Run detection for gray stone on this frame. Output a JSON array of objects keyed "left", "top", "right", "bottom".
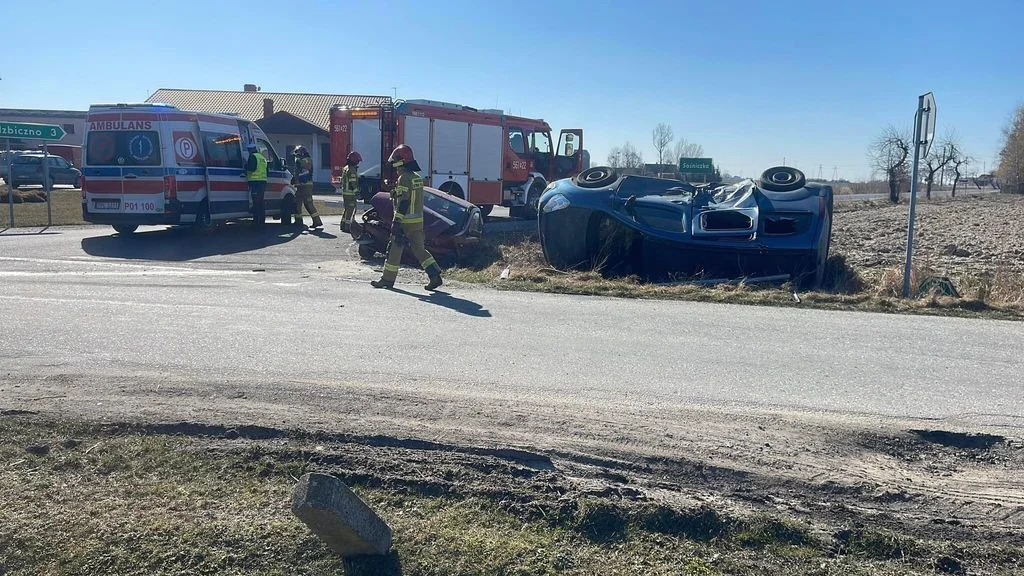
[{"left": 291, "top": 473, "right": 392, "bottom": 557}]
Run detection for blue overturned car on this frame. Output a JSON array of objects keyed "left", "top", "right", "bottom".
[{"left": 537, "top": 166, "right": 834, "bottom": 287}]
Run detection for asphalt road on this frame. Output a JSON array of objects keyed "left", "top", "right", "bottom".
[{"left": 1, "top": 219, "right": 1021, "bottom": 431}]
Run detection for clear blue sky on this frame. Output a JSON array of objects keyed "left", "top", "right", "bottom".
[{"left": 3, "top": 0, "right": 1021, "bottom": 180}]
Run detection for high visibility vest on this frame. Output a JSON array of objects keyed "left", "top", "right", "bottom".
[
  {"left": 392, "top": 170, "right": 425, "bottom": 226},
  {"left": 341, "top": 164, "right": 359, "bottom": 196},
  {"left": 247, "top": 152, "right": 268, "bottom": 182}
]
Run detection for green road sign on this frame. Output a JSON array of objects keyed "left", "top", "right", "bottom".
[
  {"left": 679, "top": 157, "right": 715, "bottom": 174},
  {"left": 0, "top": 121, "right": 66, "bottom": 141}
]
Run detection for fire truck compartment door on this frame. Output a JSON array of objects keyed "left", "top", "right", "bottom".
[
  {"left": 431, "top": 120, "right": 468, "bottom": 184},
  {"left": 352, "top": 119, "right": 382, "bottom": 178},
  {"left": 404, "top": 115, "right": 431, "bottom": 180},
  {"left": 469, "top": 123, "right": 502, "bottom": 181}
]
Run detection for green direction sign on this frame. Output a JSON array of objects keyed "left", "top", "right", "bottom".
[
  {"left": 0, "top": 121, "right": 66, "bottom": 141},
  {"left": 679, "top": 157, "right": 715, "bottom": 174}
]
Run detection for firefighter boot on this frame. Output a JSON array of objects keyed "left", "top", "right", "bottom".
[
  {"left": 425, "top": 264, "right": 443, "bottom": 291},
  {"left": 371, "top": 278, "right": 394, "bottom": 289}
]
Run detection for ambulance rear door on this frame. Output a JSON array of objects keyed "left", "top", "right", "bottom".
[
  {"left": 197, "top": 115, "right": 248, "bottom": 219},
  {"left": 162, "top": 111, "right": 206, "bottom": 223}
]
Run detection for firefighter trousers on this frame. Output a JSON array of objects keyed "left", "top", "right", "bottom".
[
  {"left": 294, "top": 183, "right": 321, "bottom": 226},
  {"left": 341, "top": 192, "right": 357, "bottom": 230},
  {"left": 381, "top": 224, "right": 439, "bottom": 283}
]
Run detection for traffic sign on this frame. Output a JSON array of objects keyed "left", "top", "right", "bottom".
[
  {"left": 679, "top": 157, "right": 715, "bottom": 174},
  {"left": 918, "top": 92, "right": 936, "bottom": 157},
  {"left": 0, "top": 121, "right": 66, "bottom": 141}
]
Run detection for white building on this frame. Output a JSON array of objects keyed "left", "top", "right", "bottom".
[{"left": 146, "top": 86, "right": 389, "bottom": 187}]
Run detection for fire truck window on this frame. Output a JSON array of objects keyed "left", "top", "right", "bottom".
[
  {"left": 201, "top": 132, "right": 243, "bottom": 168},
  {"left": 530, "top": 132, "right": 551, "bottom": 154},
  {"left": 508, "top": 129, "right": 526, "bottom": 154}
]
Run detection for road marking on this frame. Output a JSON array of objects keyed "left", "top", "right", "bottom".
[
  {"left": 0, "top": 255, "right": 195, "bottom": 271},
  {"left": 0, "top": 294, "right": 224, "bottom": 309},
  {"left": 0, "top": 269, "right": 254, "bottom": 277}
]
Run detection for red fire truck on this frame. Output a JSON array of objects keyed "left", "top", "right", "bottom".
[{"left": 330, "top": 99, "right": 585, "bottom": 217}]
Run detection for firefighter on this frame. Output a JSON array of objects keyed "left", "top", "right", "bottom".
[
  {"left": 245, "top": 144, "right": 268, "bottom": 226},
  {"left": 371, "top": 145, "right": 443, "bottom": 290},
  {"left": 340, "top": 151, "right": 362, "bottom": 233},
  {"left": 292, "top": 145, "right": 322, "bottom": 229}
]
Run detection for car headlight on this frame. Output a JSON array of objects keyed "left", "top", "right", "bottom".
[
  {"left": 542, "top": 193, "right": 570, "bottom": 214},
  {"left": 468, "top": 210, "right": 483, "bottom": 233}
]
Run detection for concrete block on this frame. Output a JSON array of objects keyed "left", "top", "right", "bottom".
[{"left": 291, "top": 472, "right": 392, "bottom": 557}]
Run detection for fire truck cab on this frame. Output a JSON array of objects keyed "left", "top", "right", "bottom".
[{"left": 330, "top": 99, "right": 584, "bottom": 217}]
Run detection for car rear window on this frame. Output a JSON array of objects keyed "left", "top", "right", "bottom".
[
  {"left": 86, "top": 130, "right": 161, "bottom": 166},
  {"left": 13, "top": 155, "right": 42, "bottom": 165}
]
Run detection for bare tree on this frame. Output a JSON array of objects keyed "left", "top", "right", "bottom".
[
  {"left": 621, "top": 142, "right": 643, "bottom": 170},
  {"left": 997, "top": 104, "right": 1024, "bottom": 194},
  {"left": 672, "top": 138, "right": 704, "bottom": 161},
  {"left": 868, "top": 126, "right": 911, "bottom": 203},
  {"left": 606, "top": 147, "right": 623, "bottom": 168},
  {"left": 652, "top": 123, "right": 674, "bottom": 166},
  {"left": 923, "top": 138, "right": 956, "bottom": 199},
  {"left": 949, "top": 147, "right": 971, "bottom": 198}
]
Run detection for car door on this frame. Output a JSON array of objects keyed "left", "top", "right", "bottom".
[
  {"left": 198, "top": 119, "right": 247, "bottom": 218},
  {"left": 255, "top": 137, "right": 288, "bottom": 215},
  {"left": 553, "top": 129, "right": 584, "bottom": 180},
  {"left": 48, "top": 157, "right": 72, "bottom": 184}
]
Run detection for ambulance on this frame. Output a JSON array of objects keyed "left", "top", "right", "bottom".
[{"left": 81, "top": 103, "right": 295, "bottom": 235}]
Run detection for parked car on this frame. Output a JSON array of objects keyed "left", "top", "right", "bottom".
[
  {"left": 9, "top": 153, "right": 82, "bottom": 189},
  {"left": 351, "top": 187, "right": 484, "bottom": 260},
  {"left": 538, "top": 166, "right": 834, "bottom": 287}
]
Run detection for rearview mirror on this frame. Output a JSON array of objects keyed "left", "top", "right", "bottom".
[{"left": 564, "top": 144, "right": 574, "bottom": 156}]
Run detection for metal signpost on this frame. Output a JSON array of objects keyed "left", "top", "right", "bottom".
[
  {"left": 1, "top": 121, "right": 67, "bottom": 228},
  {"left": 902, "top": 92, "right": 937, "bottom": 298}
]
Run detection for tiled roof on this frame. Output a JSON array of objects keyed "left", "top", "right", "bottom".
[{"left": 145, "top": 89, "right": 390, "bottom": 131}]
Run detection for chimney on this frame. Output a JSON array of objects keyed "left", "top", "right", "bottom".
[
  {"left": 263, "top": 98, "right": 274, "bottom": 119},
  {"left": 243, "top": 84, "right": 260, "bottom": 92}
]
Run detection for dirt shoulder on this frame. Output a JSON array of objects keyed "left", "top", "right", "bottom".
[{"left": 3, "top": 373, "right": 1022, "bottom": 575}]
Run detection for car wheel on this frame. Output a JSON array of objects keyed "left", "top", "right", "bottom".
[
  {"left": 358, "top": 244, "right": 377, "bottom": 260},
  {"left": 759, "top": 166, "right": 806, "bottom": 192},
  {"left": 438, "top": 181, "right": 464, "bottom": 199},
  {"left": 478, "top": 204, "right": 494, "bottom": 217},
  {"left": 522, "top": 181, "right": 543, "bottom": 219},
  {"left": 573, "top": 166, "right": 619, "bottom": 189},
  {"left": 113, "top": 224, "right": 138, "bottom": 236},
  {"left": 193, "top": 200, "right": 214, "bottom": 233},
  {"left": 279, "top": 194, "right": 295, "bottom": 226},
  {"left": 74, "top": 175, "right": 81, "bottom": 189}
]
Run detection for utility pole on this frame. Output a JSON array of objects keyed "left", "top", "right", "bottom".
[
  {"left": 832, "top": 166, "right": 838, "bottom": 181},
  {"left": 817, "top": 164, "right": 823, "bottom": 179}
]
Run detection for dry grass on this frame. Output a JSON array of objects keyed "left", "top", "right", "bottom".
[
  {"left": 0, "top": 187, "right": 85, "bottom": 227},
  {"left": 445, "top": 231, "right": 1024, "bottom": 320}
]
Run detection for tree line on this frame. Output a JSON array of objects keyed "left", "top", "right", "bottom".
[{"left": 606, "top": 123, "right": 705, "bottom": 171}]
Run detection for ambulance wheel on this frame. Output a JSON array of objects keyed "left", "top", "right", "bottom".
[
  {"left": 280, "top": 195, "right": 295, "bottom": 226},
  {"left": 113, "top": 224, "right": 138, "bottom": 236},
  {"left": 358, "top": 244, "right": 377, "bottom": 260},
  {"left": 193, "top": 200, "right": 214, "bottom": 233}
]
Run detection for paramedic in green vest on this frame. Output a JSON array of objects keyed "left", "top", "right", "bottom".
[
  {"left": 339, "top": 150, "right": 361, "bottom": 233},
  {"left": 245, "top": 144, "right": 268, "bottom": 226},
  {"left": 371, "top": 144, "right": 443, "bottom": 290},
  {"left": 292, "top": 145, "right": 322, "bottom": 229}
]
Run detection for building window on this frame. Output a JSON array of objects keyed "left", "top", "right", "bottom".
[
  {"left": 320, "top": 143, "right": 331, "bottom": 169},
  {"left": 63, "top": 123, "right": 76, "bottom": 135}
]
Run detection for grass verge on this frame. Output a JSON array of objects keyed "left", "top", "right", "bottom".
[
  {"left": 2, "top": 415, "right": 1017, "bottom": 575},
  {"left": 445, "top": 231, "right": 1024, "bottom": 320}
]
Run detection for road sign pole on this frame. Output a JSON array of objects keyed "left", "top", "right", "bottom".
[
  {"left": 903, "top": 95, "right": 927, "bottom": 298},
  {"left": 5, "top": 139, "right": 12, "bottom": 228},
  {"left": 43, "top": 143, "right": 52, "bottom": 227}
]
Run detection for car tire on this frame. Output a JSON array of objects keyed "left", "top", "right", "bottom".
[
  {"left": 113, "top": 224, "right": 138, "bottom": 236},
  {"left": 193, "top": 200, "right": 214, "bottom": 234},
  {"left": 522, "top": 181, "right": 544, "bottom": 220},
  {"left": 279, "top": 194, "right": 295, "bottom": 226},
  {"left": 478, "top": 204, "right": 494, "bottom": 217},
  {"left": 760, "top": 166, "right": 806, "bottom": 192},
  {"left": 573, "top": 166, "right": 618, "bottom": 189},
  {"left": 358, "top": 244, "right": 377, "bottom": 260},
  {"left": 74, "top": 175, "right": 82, "bottom": 189}
]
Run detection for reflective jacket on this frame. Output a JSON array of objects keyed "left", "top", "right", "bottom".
[
  {"left": 341, "top": 164, "right": 359, "bottom": 196},
  {"left": 296, "top": 156, "right": 313, "bottom": 184},
  {"left": 391, "top": 170, "right": 424, "bottom": 227},
  {"left": 246, "top": 151, "right": 267, "bottom": 181}
]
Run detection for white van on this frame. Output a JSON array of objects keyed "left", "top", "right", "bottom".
[{"left": 82, "top": 103, "right": 295, "bottom": 235}]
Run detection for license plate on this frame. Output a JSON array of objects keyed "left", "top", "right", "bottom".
[{"left": 93, "top": 199, "right": 120, "bottom": 210}]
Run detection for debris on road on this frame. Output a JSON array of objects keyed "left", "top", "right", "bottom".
[
  {"left": 24, "top": 443, "right": 50, "bottom": 456},
  {"left": 291, "top": 472, "right": 393, "bottom": 557}
]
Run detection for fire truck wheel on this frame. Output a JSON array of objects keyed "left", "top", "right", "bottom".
[
  {"left": 523, "top": 182, "right": 543, "bottom": 219},
  {"left": 478, "top": 204, "right": 493, "bottom": 217},
  {"left": 439, "top": 181, "right": 464, "bottom": 199}
]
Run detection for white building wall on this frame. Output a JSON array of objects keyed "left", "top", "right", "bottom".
[{"left": 264, "top": 133, "right": 332, "bottom": 184}]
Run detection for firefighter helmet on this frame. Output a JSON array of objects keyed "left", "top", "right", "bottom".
[
  {"left": 294, "top": 145, "right": 308, "bottom": 157},
  {"left": 388, "top": 144, "right": 415, "bottom": 168},
  {"left": 347, "top": 151, "right": 362, "bottom": 164}
]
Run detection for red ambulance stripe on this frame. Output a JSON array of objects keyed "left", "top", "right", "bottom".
[
  {"left": 196, "top": 114, "right": 238, "bottom": 126},
  {"left": 210, "top": 182, "right": 250, "bottom": 192},
  {"left": 85, "top": 180, "right": 122, "bottom": 194},
  {"left": 176, "top": 180, "right": 205, "bottom": 193},
  {"left": 87, "top": 113, "right": 120, "bottom": 122},
  {"left": 123, "top": 181, "right": 165, "bottom": 194},
  {"left": 160, "top": 112, "right": 199, "bottom": 123},
  {"left": 120, "top": 113, "right": 160, "bottom": 121}
]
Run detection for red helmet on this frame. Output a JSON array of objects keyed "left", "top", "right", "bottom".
[
  {"left": 347, "top": 151, "right": 362, "bottom": 164},
  {"left": 388, "top": 144, "right": 415, "bottom": 168}
]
